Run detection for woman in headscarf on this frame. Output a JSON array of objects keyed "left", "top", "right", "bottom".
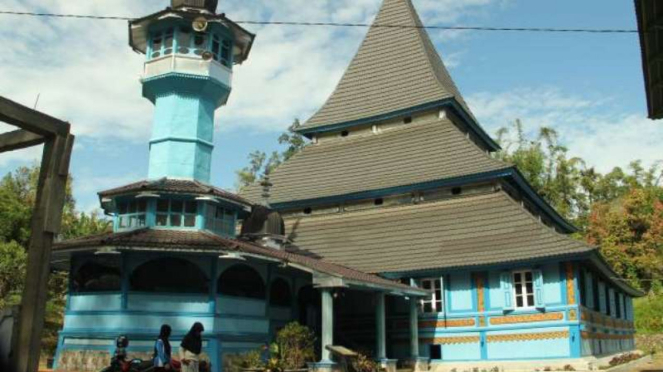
[
  {"left": 153, "top": 324, "right": 172, "bottom": 371},
  {"left": 180, "top": 322, "right": 205, "bottom": 372}
]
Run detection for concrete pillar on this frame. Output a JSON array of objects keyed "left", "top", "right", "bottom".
[
  {"left": 409, "top": 298, "right": 419, "bottom": 358},
  {"left": 321, "top": 288, "right": 334, "bottom": 362},
  {"left": 376, "top": 292, "right": 387, "bottom": 360}
]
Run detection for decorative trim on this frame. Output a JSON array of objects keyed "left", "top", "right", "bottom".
[
  {"left": 581, "top": 332, "right": 634, "bottom": 340},
  {"left": 421, "top": 336, "right": 481, "bottom": 345},
  {"left": 565, "top": 262, "right": 576, "bottom": 305},
  {"left": 475, "top": 273, "right": 485, "bottom": 313},
  {"left": 490, "top": 312, "right": 564, "bottom": 325},
  {"left": 568, "top": 309, "right": 578, "bottom": 321},
  {"left": 486, "top": 330, "right": 569, "bottom": 343},
  {"left": 478, "top": 316, "right": 486, "bottom": 327},
  {"left": 419, "top": 318, "right": 475, "bottom": 328}
]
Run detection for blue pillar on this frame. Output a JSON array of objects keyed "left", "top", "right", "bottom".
[
  {"left": 321, "top": 288, "right": 334, "bottom": 362},
  {"left": 409, "top": 298, "right": 419, "bottom": 358},
  {"left": 376, "top": 292, "right": 387, "bottom": 361},
  {"left": 121, "top": 253, "right": 129, "bottom": 309}
]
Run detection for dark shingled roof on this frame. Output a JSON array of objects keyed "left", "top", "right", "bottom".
[
  {"left": 299, "top": 0, "right": 474, "bottom": 132},
  {"left": 635, "top": 0, "right": 663, "bottom": 120},
  {"left": 242, "top": 117, "right": 509, "bottom": 204},
  {"left": 99, "top": 178, "right": 251, "bottom": 206},
  {"left": 283, "top": 190, "right": 595, "bottom": 274},
  {"left": 52, "top": 229, "right": 424, "bottom": 294}
]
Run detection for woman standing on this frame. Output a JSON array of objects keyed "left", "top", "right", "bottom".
[
  {"left": 153, "top": 324, "right": 172, "bottom": 371},
  {"left": 180, "top": 322, "right": 205, "bottom": 372}
]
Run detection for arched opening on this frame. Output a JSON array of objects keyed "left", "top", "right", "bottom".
[
  {"left": 269, "top": 278, "right": 292, "bottom": 307},
  {"left": 130, "top": 257, "right": 209, "bottom": 293},
  {"left": 218, "top": 264, "right": 265, "bottom": 299},
  {"left": 72, "top": 260, "right": 121, "bottom": 292},
  {"left": 297, "top": 285, "right": 321, "bottom": 334}
]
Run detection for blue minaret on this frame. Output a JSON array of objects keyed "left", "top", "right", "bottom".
[{"left": 129, "top": 0, "right": 255, "bottom": 183}]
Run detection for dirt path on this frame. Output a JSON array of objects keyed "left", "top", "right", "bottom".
[{"left": 628, "top": 354, "right": 663, "bottom": 372}]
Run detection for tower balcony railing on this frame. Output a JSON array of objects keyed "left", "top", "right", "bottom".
[{"left": 142, "top": 54, "right": 232, "bottom": 87}]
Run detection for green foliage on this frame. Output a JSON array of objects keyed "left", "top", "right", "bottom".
[
  {"left": 586, "top": 188, "right": 663, "bottom": 293},
  {"left": 225, "top": 349, "right": 265, "bottom": 372},
  {"left": 274, "top": 322, "right": 316, "bottom": 369},
  {"left": 235, "top": 119, "right": 306, "bottom": 191},
  {"left": 0, "top": 165, "right": 112, "bottom": 359},
  {"left": 351, "top": 353, "right": 381, "bottom": 372},
  {"left": 0, "top": 240, "right": 27, "bottom": 309},
  {"left": 635, "top": 295, "right": 663, "bottom": 334},
  {"left": 495, "top": 120, "right": 663, "bottom": 230}
]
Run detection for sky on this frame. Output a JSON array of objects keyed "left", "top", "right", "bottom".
[{"left": 0, "top": 0, "right": 661, "bottom": 213}]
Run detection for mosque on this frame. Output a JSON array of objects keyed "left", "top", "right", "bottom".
[{"left": 51, "top": 0, "right": 641, "bottom": 371}]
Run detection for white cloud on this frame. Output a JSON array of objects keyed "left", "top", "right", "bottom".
[
  {"left": 468, "top": 87, "right": 663, "bottom": 173},
  {"left": 0, "top": 0, "right": 505, "bottom": 139}
]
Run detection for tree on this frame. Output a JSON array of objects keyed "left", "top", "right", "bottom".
[
  {"left": 585, "top": 187, "right": 663, "bottom": 293},
  {"left": 0, "top": 165, "right": 112, "bottom": 358},
  {"left": 235, "top": 119, "right": 307, "bottom": 191}
]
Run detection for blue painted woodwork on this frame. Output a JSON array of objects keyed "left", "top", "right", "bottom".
[{"left": 140, "top": 18, "right": 235, "bottom": 183}]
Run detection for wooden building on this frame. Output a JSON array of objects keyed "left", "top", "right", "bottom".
[
  {"left": 242, "top": 0, "right": 643, "bottom": 369},
  {"left": 51, "top": 0, "right": 641, "bottom": 371}
]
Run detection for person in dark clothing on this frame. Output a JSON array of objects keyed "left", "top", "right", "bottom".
[
  {"left": 153, "top": 324, "right": 172, "bottom": 371},
  {"left": 180, "top": 322, "right": 205, "bottom": 372}
]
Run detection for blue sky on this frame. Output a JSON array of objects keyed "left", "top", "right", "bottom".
[{"left": 0, "top": 0, "right": 661, "bottom": 213}]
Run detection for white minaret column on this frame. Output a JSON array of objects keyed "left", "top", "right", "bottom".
[{"left": 321, "top": 288, "right": 334, "bottom": 362}]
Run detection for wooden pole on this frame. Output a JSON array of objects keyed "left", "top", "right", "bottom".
[{"left": 13, "top": 133, "right": 74, "bottom": 372}]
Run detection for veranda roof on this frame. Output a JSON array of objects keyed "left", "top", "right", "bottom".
[
  {"left": 51, "top": 228, "right": 427, "bottom": 296},
  {"left": 299, "top": 0, "right": 475, "bottom": 132}
]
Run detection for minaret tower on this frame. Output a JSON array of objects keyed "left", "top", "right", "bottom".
[{"left": 129, "top": 0, "right": 255, "bottom": 182}]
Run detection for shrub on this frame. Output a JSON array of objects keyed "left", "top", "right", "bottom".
[
  {"left": 351, "top": 353, "right": 381, "bottom": 372},
  {"left": 274, "top": 322, "right": 316, "bottom": 370},
  {"left": 636, "top": 334, "right": 663, "bottom": 354},
  {"left": 635, "top": 295, "right": 663, "bottom": 334}
]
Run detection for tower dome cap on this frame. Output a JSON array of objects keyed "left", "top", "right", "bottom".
[{"left": 171, "top": 0, "right": 218, "bottom": 13}]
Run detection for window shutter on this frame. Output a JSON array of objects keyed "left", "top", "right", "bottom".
[
  {"left": 500, "top": 272, "right": 514, "bottom": 311},
  {"left": 533, "top": 269, "right": 545, "bottom": 309},
  {"left": 439, "top": 276, "right": 445, "bottom": 314}
]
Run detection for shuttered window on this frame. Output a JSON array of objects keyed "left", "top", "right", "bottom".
[
  {"left": 420, "top": 278, "right": 443, "bottom": 313},
  {"left": 513, "top": 270, "right": 535, "bottom": 308}
]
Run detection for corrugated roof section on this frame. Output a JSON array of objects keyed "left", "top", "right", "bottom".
[
  {"left": 51, "top": 229, "right": 424, "bottom": 294},
  {"left": 242, "top": 117, "right": 508, "bottom": 204},
  {"left": 299, "top": 0, "right": 474, "bottom": 131},
  {"left": 283, "top": 190, "right": 596, "bottom": 274},
  {"left": 99, "top": 178, "right": 251, "bottom": 206}
]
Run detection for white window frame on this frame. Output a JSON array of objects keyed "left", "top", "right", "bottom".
[
  {"left": 512, "top": 270, "right": 535, "bottom": 309},
  {"left": 420, "top": 278, "right": 444, "bottom": 314}
]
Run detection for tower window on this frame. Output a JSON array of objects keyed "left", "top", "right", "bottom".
[
  {"left": 205, "top": 204, "right": 235, "bottom": 236},
  {"left": 404, "top": 116, "right": 413, "bottom": 124},
  {"left": 340, "top": 130, "right": 349, "bottom": 137},
  {"left": 451, "top": 187, "right": 462, "bottom": 195},
  {"left": 156, "top": 199, "right": 198, "bottom": 228},
  {"left": 303, "top": 207, "right": 312, "bottom": 215},
  {"left": 117, "top": 199, "right": 147, "bottom": 230},
  {"left": 374, "top": 198, "right": 384, "bottom": 206}
]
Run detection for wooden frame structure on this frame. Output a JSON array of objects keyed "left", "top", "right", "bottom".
[
  {"left": 0, "top": 96, "right": 74, "bottom": 372},
  {"left": 635, "top": 0, "right": 663, "bottom": 120}
]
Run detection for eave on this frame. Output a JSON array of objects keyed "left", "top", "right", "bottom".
[
  {"left": 272, "top": 167, "right": 577, "bottom": 234},
  {"left": 295, "top": 98, "right": 501, "bottom": 152}
]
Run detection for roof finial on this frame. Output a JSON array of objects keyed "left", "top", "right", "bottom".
[{"left": 260, "top": 169, "right": 273, "bottom": 207}]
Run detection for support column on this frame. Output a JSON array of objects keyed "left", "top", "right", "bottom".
[
  {"left": 321, "top": 288, "right": 334, "bottom": 362},
  {"left": 376, "top": 292, "right": 387, "bottom": 361},
  {"left": 409, "top": 298, "right": 419, "bottom": 358}
]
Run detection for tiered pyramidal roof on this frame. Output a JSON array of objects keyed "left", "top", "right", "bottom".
[{"left": 299, "top": 0, "right": 474, "bottom": 132}]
